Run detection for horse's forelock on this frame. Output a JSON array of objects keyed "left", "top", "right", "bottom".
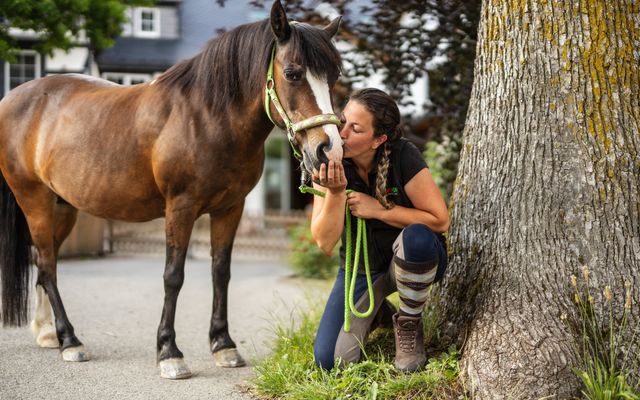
[{"left": 287, "top": 23, "right": 342, "bottom": 81}]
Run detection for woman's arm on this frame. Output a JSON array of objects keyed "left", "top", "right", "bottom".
[
  {"left": 346, "top": 168, "right": 449, "bottom": 232},
  {"left": 309, "top": 161, "right": 348, "bottom": 254}
]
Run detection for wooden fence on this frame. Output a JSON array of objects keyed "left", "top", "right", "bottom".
[{"left": 106, "top": 210, "right": 307, "bottom": 260}]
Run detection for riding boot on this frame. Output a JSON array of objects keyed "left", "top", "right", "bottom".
[{"left": 392, "top": 312, "right": 426, "bottom": 372}]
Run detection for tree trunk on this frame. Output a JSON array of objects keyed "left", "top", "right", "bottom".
[{"left": 439, "top": 0, "right": 640, "bottom": 398}]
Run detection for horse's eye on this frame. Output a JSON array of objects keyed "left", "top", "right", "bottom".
[{"left": 284, "top": 68, "right": 303, "bottom": 82}]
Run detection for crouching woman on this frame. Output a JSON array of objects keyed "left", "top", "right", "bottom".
[{"left": 310, "top": 88, "right": 449, "bottom": 372}]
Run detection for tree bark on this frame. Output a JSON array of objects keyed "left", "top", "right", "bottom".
[{"left": 439, "top": 0, "right": 640, "bottom": 398}]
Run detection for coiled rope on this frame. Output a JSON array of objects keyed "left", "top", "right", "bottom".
[{"left": 299, "top": 184, "right": 374, "bottom": 332}]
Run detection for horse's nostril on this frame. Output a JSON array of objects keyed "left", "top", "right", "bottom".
[{"left": 316, "top": 142, "right": 330, "bottom": 164}]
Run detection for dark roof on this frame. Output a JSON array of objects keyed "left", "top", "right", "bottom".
[
  {"left": 96, "top": 38, "right": 180, "bottom": 72},
  {"left": 97, "top": 0, "right": 268, "bottom": 73}
]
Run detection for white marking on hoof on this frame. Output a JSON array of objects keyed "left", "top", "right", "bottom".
[
  {"left": 31, "top": 320, "right": 59, "bottom": 348},
  {"left": 159, "top": 358, "right": 192, "bottom": 379},
  {"left": 62, "top": 345, "right": 90, "bottom": 362},
  {"left": 214, "top": 348, "right": 246, "bottom": 368}
]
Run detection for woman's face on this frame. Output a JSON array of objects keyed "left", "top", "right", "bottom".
[{"left": 339, "top": 101, "right": 384, "bottom": 159}]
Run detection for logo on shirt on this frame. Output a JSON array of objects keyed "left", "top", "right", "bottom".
[{"left": 386, "top": 187, "right": 399, "bottom": 196}]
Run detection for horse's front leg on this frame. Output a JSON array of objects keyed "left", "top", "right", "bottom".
[
  {"left": 157, "top": 203, "right": 196, "bottom": 379},
  {"left": 209, "top": 203, "right": 246, "bottom": 367}
]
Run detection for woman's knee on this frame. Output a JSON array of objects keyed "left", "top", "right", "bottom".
[{"left": 394, "top": 223, "right": 440, "bottom": 264}]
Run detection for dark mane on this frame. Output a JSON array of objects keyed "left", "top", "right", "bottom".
[
  {"left": 156, "top": 19, "right": 342, "bottom": 113},
  {"left": 288, "top": 22, "right": 342, "bottom": 82}
]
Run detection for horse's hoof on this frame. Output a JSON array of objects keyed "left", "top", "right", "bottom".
[
  {"left": 61, "top": 345, "right": 90, "bottom": 362},
  {"left": 159, "top": 358, "right": 192, "bottom": 379},
  {"left": 31, "top": 321, "right": 59, "bottom": 348},
  {"left": 214, "top": 348, "right": 246, "bottom": 368}
]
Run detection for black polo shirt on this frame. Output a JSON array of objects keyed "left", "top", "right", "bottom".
[{"left": 340, "top": 138, "right": 437, "bottom": 273}]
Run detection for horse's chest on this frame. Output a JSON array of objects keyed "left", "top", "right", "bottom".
[{"left": 201, "top": 152, "right": 264, "bottom": 211}]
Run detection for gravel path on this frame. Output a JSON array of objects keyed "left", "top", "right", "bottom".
[{"left": 0, "top": 255, "right": 318, "bottom": 400}]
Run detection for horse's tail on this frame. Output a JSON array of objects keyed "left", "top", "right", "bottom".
[{"left": 0, "top": 170, "right": 32, "bottom": 327}]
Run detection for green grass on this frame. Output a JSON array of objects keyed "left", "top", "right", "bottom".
[
  {"left": 568, "top": 268, "right": 640, "bottom": 400},
  {"left": 253, "top": 291, "right": 464, "bottom": 400},
  {"left": 256, "top": 269, "right": 640, "bottom": 400}
]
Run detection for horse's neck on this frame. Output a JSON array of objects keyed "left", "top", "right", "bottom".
[
  {"left": 156, "top": 82, "right": 273, "bottom": 152},
  {"left": 223, "top": 97, "right": 274, "bottom": 147}
]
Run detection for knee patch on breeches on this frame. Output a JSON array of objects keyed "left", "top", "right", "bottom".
[{"left": 392, "top": 223, "right": 439, "bottom": 270}]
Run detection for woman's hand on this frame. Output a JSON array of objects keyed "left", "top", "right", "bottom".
[
  {"left": 312, "top": 161, "right": 347, "bottom": 194},
  {"left": 346, "top": 191, "right": 384, "bottom": 219}
]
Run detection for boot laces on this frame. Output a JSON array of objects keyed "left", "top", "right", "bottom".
[{"left": 397, "top": 320, "right": 418, "bottom": 352}]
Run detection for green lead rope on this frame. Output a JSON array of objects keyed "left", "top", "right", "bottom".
[{"left": 299, "top": 184, "right": 375, "bottom": 332}]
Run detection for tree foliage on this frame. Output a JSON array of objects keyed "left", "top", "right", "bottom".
[
  {"left": 0, "top": 0, "right": 152, "bottom": 61},
  {"left": 422, "top": 0, "right": 479, "bottom": 135},
  {"left": 244, "top": 0, "right": 480, "bottom": 199},
  {"left": 246, "top": 0, "right": 478, "bottom": 113}
]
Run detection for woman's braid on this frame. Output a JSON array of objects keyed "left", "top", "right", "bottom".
[{"left": 375, "top": 142, "right": 394, "bottom": 209}]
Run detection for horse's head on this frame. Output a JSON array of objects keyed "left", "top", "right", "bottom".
[{"left": 265, "top": 0, "right": 343, "bottom": 178}]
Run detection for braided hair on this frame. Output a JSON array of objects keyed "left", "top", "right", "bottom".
[{"left": 349, "top": 88, "right": 403, "bottom": 209}]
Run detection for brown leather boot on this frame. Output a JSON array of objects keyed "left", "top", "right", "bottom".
[{"left": 393, "top": 313, "right": 426, "bottom": 372}]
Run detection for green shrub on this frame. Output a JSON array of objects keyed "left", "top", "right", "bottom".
[
  {"left": 288, "top": 221, "right": 339, "bottom": 279},
  {"left": 423, "top": 135, "right": 460, "bottom": 202}
]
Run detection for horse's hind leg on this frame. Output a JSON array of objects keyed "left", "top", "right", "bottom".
[
  {"left": 19, "top": 187, "right": 88, "bottom": 361},
  {"left": 209, "top": 203, "right": 245, "bottom": 367},
  {"left": 30, "top": 201, "right": 78, "bottom": 349}
]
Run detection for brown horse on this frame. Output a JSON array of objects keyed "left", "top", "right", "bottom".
[{"left": 0, "top": 0, "right": 342, "bottom": 379}]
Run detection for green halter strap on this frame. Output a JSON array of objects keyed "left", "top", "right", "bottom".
[{"left": 299, "top": 184, "right": 375, "bottom": 332}]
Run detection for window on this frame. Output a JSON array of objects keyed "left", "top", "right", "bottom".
[
  {"left": 4, "top": 50, "right": 41, "bottom": 94},
  {"left": 133, "top": 7, "right": 160, "bottom": 38},
  {"left": 103, "top": 72, "right": 151, "bottom": 86}
]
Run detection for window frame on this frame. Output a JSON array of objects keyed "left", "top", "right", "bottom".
[
  {"left": 4, "top": 50, "right": 41, "bottom": 95},
  {"left": 133, "top": 7, "right": 161, "bottom": 38}
]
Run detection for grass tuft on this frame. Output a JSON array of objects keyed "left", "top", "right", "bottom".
[
  {"left": 253, "top": 290, "right": 464, "bottom": 400},
  {"left": 567, "top": 268, "right": 640, "bottom": 399}
]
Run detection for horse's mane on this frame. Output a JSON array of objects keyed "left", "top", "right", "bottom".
[{"left": 156, "top": 19, "right": 342, "bottom": 113}]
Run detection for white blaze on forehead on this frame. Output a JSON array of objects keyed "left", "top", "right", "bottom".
[{"left": 305, "top": 71, "right": 343, "bottom": 161}]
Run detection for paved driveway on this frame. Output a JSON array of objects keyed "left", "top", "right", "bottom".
[{"left": 0, "top": 255, "right": 319, "bottom": 400}]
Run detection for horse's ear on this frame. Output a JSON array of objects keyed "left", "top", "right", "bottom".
[
  {"left": 270, "top": 0, "right": 291, "bottom": 42},
  {"left": 323, "top": 16, "right": 341, "bottom": 39}
]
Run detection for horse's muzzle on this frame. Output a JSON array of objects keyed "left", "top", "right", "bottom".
[{"left": 301, "top": 136, "right": 342, "bottom": 175}]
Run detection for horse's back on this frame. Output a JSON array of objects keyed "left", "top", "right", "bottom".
[
  {"left": 0, "top": 74, "right": 125, "bottom": 145},
  {"left": 0, "top": 75, "right": 169, "bottom": 221}
]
